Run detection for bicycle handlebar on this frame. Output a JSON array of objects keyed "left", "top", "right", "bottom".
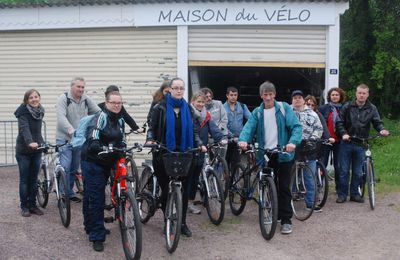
[
  {"left": 350, "top": 135, "right": 382, "bottom": 144},
  {"left": 143, "top": 142, "right": 201, "bottom": 154},
  {"left": 245, "top": 144, "right": 289, "bottom": 156},
  {"left": 37, "top": 141, "right": 68, "bottom": 153},
  {"left": 98, "top": 143, "right": 143, "bottom": 155}
]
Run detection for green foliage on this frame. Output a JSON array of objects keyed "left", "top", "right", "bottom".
[
  {"left": 340, "top": 0, "right": 400, "bottom": 118},
  {"left": 372, "top": 118, "right": 400, "bottom": 192}
]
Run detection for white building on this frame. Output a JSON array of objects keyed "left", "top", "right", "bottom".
[{"left": 0, "top": 0, "right": 348, "bottom": 162}]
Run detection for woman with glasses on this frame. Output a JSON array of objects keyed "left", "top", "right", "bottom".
[
  {"left": 81, "top": 91, "right": 126, "bottom": 252},
  {"left": 305, "top": 95, "right": 333, "bottom": 143},
  {"left": 146, "top": 78, "right": 205, "bottom": 237}
]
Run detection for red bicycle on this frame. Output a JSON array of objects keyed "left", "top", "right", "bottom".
[{"left": 100, "top": 144, "right": 142, "bottom": 260}]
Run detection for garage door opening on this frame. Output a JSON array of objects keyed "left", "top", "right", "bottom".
[{"left": 189, "top": 66, "right": 325, "bottom": 111}]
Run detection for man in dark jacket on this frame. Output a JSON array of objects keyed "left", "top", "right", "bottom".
[{"left": 335, "top": 84, "right": 389, "bottom": 203}]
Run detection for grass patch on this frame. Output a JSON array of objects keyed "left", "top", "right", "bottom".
[{"left": 371, "top": 118, "right": 400, "bottom": 193}]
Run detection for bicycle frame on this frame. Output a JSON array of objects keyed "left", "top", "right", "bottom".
[{"left": 110, "top": 157, "right": 130, "bottom": 206}]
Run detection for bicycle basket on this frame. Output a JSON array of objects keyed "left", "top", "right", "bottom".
[
  {"left": 162, "top": 152, "right": 193, "bottom": 177},
  {"left": 297, "top": 140, "right": 320, "bottom": 159}
]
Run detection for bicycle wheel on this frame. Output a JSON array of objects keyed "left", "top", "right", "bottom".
[
  {"left": 137, "top": 166, "right": 156, "bottom": 223},
  {"left": 366, "top": 158, "right": 376, "bottom": 210},
  {"left": 290, "top": 164, "right": 316, "bottom": 221},
  {"left": 165, "top": 185, "right": 182, "bottom": 253},
  {"left": 126, "top": 157, "right": 139, "bottom": 193},
  {"left": 204, "top": 169, "right": 225, "bottom": 225},
  {"left": 258, "top": 175, "right": 278, "bottom": 240},
  {"left": 315, "top": 161, "right": 329, "bottom": 209},
  {"left": 37, "top": 164, "right": 49, "bottom": 208},
  {"left": 56, "top": 168, "right": 71, "bottom": 228},
  {"left": 229, "top": 164, "right": 248, "bottom": 216},
  {"left": 212, "top": 157, "right": 230, "bottom": 200},
  {"left": 359, "top": 163, "right": 367, "bottom": 198},
  {"left": 118, "top": 188, "right": 142, "bottom": 260}
]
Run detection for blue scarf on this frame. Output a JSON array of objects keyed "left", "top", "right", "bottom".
[
  {"left": 329, "top": 102, "right": 342, "bottom": 125},
  {"left": 166, "top": 93, "right": 194, "bottom": 152}
]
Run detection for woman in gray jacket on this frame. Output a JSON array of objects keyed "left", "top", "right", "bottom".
[{"left": 14, "top": 89, "right": 45, "bottom": 217}]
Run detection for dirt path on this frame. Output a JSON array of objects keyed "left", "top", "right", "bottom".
[{"left": 1, "top": 166, "right": 399, "bottom": 259}]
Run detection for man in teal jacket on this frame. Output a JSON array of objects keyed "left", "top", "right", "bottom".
[{"left": 239, "top": 81, "right": 302, "bottom": 235}]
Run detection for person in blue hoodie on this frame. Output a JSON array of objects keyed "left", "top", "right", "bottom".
[
  {"left": 187, "top": 91, "right": 227, "bottom": 214},
  {"left": 14, "top": 89, "right": 45, "bottom": 217},
  {"left": 238, "top": 81, "right": 302, "bottom": 235}
]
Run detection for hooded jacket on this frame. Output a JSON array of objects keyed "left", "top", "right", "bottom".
[{"left": 239, "top": 101, "right": 302, "bottom": 162}]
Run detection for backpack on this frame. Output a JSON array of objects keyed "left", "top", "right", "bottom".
[
  {"left": 70, "top": 112, "right": 100, "bottom": 148},
  {"left": 65, "top": 92, "right": 88, "bottom": 108}
]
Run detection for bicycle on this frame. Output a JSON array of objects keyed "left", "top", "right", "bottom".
[
  {"left": 209, "top": 142, "right": 230, "bottom": 200},
  {"left": 138, "top": 143, "right": 198, "bottom": 253},
  {"left": 36, "top": 142, "right": 71, "bottom": 228},
  {"left": 73, "top": 170, "right": 84, "bottom": 195},
  {"left": 197, "top": 143, "right": 225, "bottom": 225},
  {"left": 100, "top": 144, "right": 142, "bottom": 260},
  {"left": 290, "top": 139, "right": 325, "bottom": 221},
  {"left": 229, "top": 144, "right": 283, "bottom": 240},
  {"left": 352, "top": 135, "right": 380, "bottom": 210}
]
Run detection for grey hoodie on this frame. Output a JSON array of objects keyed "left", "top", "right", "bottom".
[{"left": 56, "top": 91, "right": 100, "bottom": 141}]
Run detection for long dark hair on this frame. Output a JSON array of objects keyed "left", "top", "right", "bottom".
[{"left": 153, "top": 80, "right": 171, "bottom": 102}]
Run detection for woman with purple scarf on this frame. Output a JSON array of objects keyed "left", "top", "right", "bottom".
[
  {"left": 318, "top": 87, "right": 346, "bottom": 192},
  {"left": 146, "top": 78, "right": 205, "bottom": 237}
]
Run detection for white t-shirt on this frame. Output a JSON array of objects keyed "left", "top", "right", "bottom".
[{"left": 263, "top": 107, "right": 278, "bottom": 149}]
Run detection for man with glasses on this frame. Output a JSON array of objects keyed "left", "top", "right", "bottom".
[{"left": 56, "top": 77, "right": 100, "bottom": 202}]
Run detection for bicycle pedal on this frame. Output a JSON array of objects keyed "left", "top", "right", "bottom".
[{"left": 104, "top": 216, "right": 114, "bottom": 223}]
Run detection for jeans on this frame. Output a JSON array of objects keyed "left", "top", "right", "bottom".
[
  {"left": 81, "top": 160, "right": 109, "bottom": 242},
  {"left": 322, "top": 142, "right": 341, "bottom": 190},
  {"left": 303, "top": 160, "right": 316, "bottom": 208},
  {"left": 57, "top": 139, "right": 81, "bottom": 198},
  {"left": 337, "top": 141, "right": 365, "bottom": 198},
  {"left": 16, "top": 153, "right": 42, "bottom": 209}
]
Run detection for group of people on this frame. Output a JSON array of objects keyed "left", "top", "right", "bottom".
[{"left": 14, "top": 76, "right": 389, "bottom": 253}]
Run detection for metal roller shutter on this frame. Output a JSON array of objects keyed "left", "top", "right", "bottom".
[
  {"left": 189, "top": 25, "right": 326, "bottom": 68},
  {"left": 0, "top": 27, "right": 177, "bottom": 164}
]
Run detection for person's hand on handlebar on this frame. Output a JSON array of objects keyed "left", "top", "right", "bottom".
[
  {"left": 285, "top": 143, "right": 296, "bottom": 153},
  {"left": 380, "top": 129, "right": 390, "bottom": 137},
  {"left": 29, "top": 142, "right": 39, "bottom": 150},
  {"left": 239, "top": 141, "right": 248, "bottom": 151},
  {"left": 145, "top": 140, "right": 156, "bottom": 145},
  {"left": 200, "top": 145, "right": 207, "bottom": 153}
]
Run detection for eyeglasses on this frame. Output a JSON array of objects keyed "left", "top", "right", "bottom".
[
  {"left": 171, "top": 87, "right": 185, "bottom": 92},
  {"left": 307, "top": 103, "right": 315, "bottom": 107},
  {"left": 107, "top": 101, "right": 122, "bottom": 106}
]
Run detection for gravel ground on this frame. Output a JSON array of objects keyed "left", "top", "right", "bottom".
[{"left": 1, "top": 166, "right": 399, "bottom": 260}]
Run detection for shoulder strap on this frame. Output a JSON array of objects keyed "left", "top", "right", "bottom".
[
  {"left": 64, "top": 92, "right": 71, "bottom": 107},
  {"left": 65, "top": 92, "right": 88, "bottom": 108}
]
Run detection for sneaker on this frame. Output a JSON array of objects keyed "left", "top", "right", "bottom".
[
  {"left": 350, "top": 195, "right": 364, "bottom": 203},
  {"left": 21, "top": 208, "right": 31, "bottom": 217},
  {"left": 92, "top": 241, "right": 104, "bottom": 252},
  {"left": 314, "top": 206, "right": 323, "bottom": 213},
  {"left": 336, "top": 197, "right": 346, "bottom": 203},
  {"left": 70, "top": 196, "right": 82, "bottom": 203},
  {"left": 281, "top": 223, "right": 292, "bottom": 234},
  {"left": 188, "top": 204, "right": 201, "bottom": 214},
  {"left": 29, "top": 207, "right": 44, "bottom": 215},
  {"left": 181, "top": 224, "right": 192, "bottom": 237}
]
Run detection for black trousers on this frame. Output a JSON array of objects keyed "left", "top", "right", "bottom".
[
  {"left": 268, "top": 158, "right": 294, "bottom": 225},
  {"left": 152, "top": 153, "right": 190, "bottom": 225}
]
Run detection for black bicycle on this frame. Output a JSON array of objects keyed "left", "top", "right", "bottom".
[
  {"left": 229, "top": 144, "right": 284, "bottom": 240},
  {"left": 138, "top": 143, "right": 198, "bottom": 253},
  {"left": 352, "top": 135, "right": 380, "bottom": 210}
]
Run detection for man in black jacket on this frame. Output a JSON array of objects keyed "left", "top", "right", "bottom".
[{"left": 335, "top": 84, "right": 389, "bottom": 203}]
